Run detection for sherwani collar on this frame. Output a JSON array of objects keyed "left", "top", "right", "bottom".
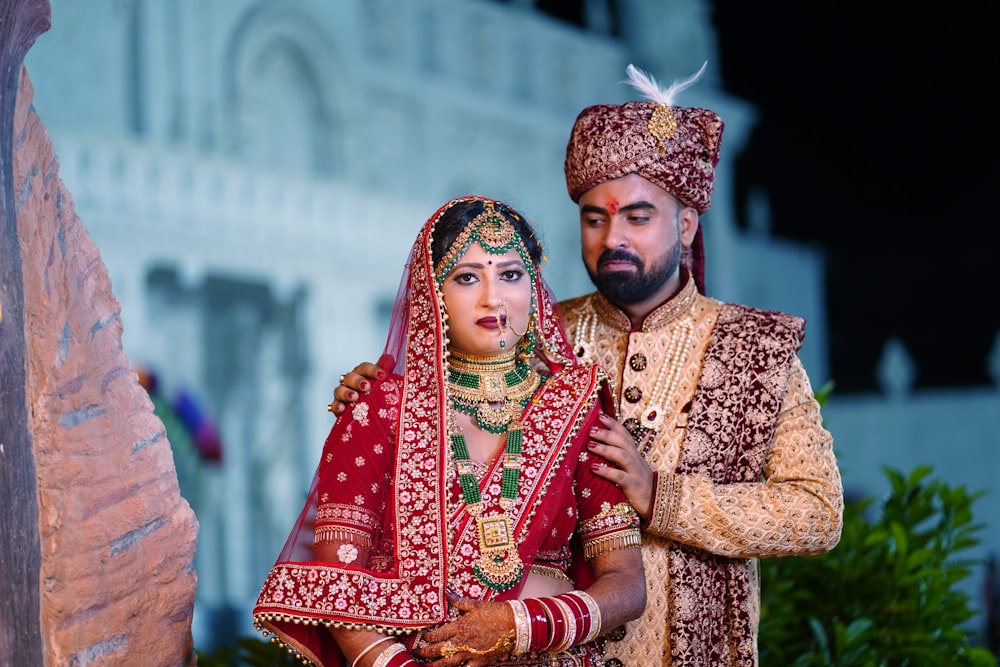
[{"left": 593, "top": 271, "right": 699, "bottom": 333}]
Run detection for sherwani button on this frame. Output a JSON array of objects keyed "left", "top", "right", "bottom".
[
  {"left": 629, "top": 353, "right": 647, "bottom": 371},
  {"left": 624, "top": 386, "right": 642, "bottom": 403}
]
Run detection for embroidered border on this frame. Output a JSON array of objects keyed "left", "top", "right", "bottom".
[
  {"left": 579, "top": 502, "right": 641, "bottom": 559},
  {"left": 647, "top": 471, "right": 679, "bottom": 535}
]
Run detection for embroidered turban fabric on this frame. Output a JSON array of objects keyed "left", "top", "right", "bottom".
[{"left": 564, "top": 101, "right": 724, "bottom": 214}]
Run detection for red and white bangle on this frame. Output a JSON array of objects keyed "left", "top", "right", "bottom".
[
  {"left": 559, "top": 590, "right": 603, "bottom": 643},
  {"left": 577, "top": 590, "right": 603, "bottom": 642},
  {"left": 519, "top": 590, "right": 606, "bottom": 654},
  {"left": 353, "top": 636, "right": 392, "bottom": 665},
  {"left": 549, "top": 596, "right": 577, "bottom": 652},
  {"left": 537, "top": 596, "right": 571, "bottom": 652},
  {"left": 538, "top": 596, "right": 561, "bottom": 651},
  {"left": 555, "top": 592, "right": 591, "bottom": 645},
  {"left": 524, "top": 597, "right": 551, "bottom": 653}
]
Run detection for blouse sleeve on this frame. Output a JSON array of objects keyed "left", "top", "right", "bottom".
[
  {"left": 645, "top": 357, "right": 843, "bottom": 558},
  {"left": 313, "top": 378, "right": 400, "bottom": 564},
  {"left": 573, "top": 407, "right": 642, "bottom": 560}
]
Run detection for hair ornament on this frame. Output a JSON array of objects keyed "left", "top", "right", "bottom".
[
  {"left": 434, "top": 202, "right": 537, "bottom": 285},
  {"left": 472, "top": 203, "right": 517, "bottom": 251}
]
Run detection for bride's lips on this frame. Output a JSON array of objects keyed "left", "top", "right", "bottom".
[{"left": 477, "top": 317, "right": 501, "bottom": 329}]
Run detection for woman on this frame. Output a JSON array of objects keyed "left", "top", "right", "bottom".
[{"left": 253, "top": 196, "right": 645, "bottom": 666}]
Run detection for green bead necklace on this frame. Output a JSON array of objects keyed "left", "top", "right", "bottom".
[
  {"left": 446, "top": 350, "right": 538, "bottom": 591},
  {"left": 449, "top": 420, "right": 525, "bottom": 592}
]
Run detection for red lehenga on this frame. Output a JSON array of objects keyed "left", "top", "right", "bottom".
[{"left": 253, "top": 197, "right": 639, "bottom": 666}]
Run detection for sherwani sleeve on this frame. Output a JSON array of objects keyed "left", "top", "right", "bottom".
[{"left": 645, "top": 357, "right": 844, "bottom": 558}]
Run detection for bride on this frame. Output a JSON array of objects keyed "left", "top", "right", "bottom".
[{"left": 253, "top": 196, "right": 645, "bottom": 666}]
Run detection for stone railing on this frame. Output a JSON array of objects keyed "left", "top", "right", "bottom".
[{"left": 57, "top": 138, "right": 342, "bottom": 240}]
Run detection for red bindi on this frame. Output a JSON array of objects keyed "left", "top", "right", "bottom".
[{"left": 605, "top": 197, "right": 619, "bottom": 215}]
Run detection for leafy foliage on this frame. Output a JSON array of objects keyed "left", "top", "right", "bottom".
[
  {"left": 196, "top": 636, "right": 301, "bottom": 667},
  {"left": 759, "top": 465, "right": 996, "bottom": 666}
]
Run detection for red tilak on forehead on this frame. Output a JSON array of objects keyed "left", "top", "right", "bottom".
[{"left": 605, "top": 197, "right": 619, "bottom": 215}]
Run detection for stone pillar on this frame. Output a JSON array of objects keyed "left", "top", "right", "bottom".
[{"left": 0, "top": 1, "right": 199, "bottom": 665}]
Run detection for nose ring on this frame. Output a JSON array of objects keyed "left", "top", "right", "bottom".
[{"left": 496, "top": 302, "right": 528, "bottom": 337}]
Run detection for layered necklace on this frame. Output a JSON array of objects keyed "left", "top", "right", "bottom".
[
  {"left": 448, "top": 351, "right": 540, "bottom": 434},
  {"left": 447, "top": 349, "right": 541, "bottom": 591}
]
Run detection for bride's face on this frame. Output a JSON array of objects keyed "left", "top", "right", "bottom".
[{"left": 440, "top": 242, "right": 532, "bottom": 357}]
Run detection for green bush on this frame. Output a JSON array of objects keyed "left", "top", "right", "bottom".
[
  {"left": 759, "top": 465, "right": 996, "bottom": 666},
  {"left": 196, "top": 636, "right": 301, "bottom": 667}
]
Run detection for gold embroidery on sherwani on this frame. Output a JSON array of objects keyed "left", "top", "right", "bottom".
[
  {"left": 560, "top": 282, "right": 715, "bottom": 665},
  {"left": 666, "top": 303, "right": 804, "bottom": 667},
  {"left": 559, "top": 276, "right": 841, "bottom": 667}
]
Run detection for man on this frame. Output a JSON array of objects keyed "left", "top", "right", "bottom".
[{"left": 331, "top": 65, "right": 843, "bottom": 666}]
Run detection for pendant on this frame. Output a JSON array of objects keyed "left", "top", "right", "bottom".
[
  {"left": 474, "top": 400, "right": 515, "bottom": 433},
  {"left": 473, "top": 514, "right": 524, "bottom": 591},
  {"left": 642, "top": 405, "right": 665, "bottom": 430}
]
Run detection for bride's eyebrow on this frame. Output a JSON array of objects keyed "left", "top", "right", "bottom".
[{"left": 450, "top": 261, "right": 485, "bottom": 271}]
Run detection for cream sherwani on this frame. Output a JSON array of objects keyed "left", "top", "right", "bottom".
[{"left": 559, "top": 275, "right": 843, "bottom": 666}]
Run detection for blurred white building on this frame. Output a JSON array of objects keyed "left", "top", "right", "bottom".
[{"left": 24, "top": 0, "right": 997, "bottom": 650}]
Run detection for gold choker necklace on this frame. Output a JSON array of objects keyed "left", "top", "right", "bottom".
[{"left": 448, "top": 351, "right": 541, "bottom": 433}]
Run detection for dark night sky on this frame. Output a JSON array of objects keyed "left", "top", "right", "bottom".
[{"left": 710, "top": 1, "right": 1000, "bottom": 392}]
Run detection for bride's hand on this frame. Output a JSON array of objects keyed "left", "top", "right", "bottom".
[{"left": 416, "top": 598, "right": 515, "bottom": 666}]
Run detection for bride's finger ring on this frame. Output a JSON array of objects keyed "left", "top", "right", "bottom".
[{"left": 440, "top": 641, "right": 457, "bottom": 658}]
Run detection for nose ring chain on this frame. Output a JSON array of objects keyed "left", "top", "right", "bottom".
[{"left": 496, "top": 302, "right": 528, "bottom": 338}]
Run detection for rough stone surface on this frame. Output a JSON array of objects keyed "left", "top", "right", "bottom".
[{"left": 13, "top": 66, "right": 199, "bottom": 666}]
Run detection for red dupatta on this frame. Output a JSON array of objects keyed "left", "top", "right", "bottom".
[{"left": 253, "top": 197, "right": 599, "bottom": 666}]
